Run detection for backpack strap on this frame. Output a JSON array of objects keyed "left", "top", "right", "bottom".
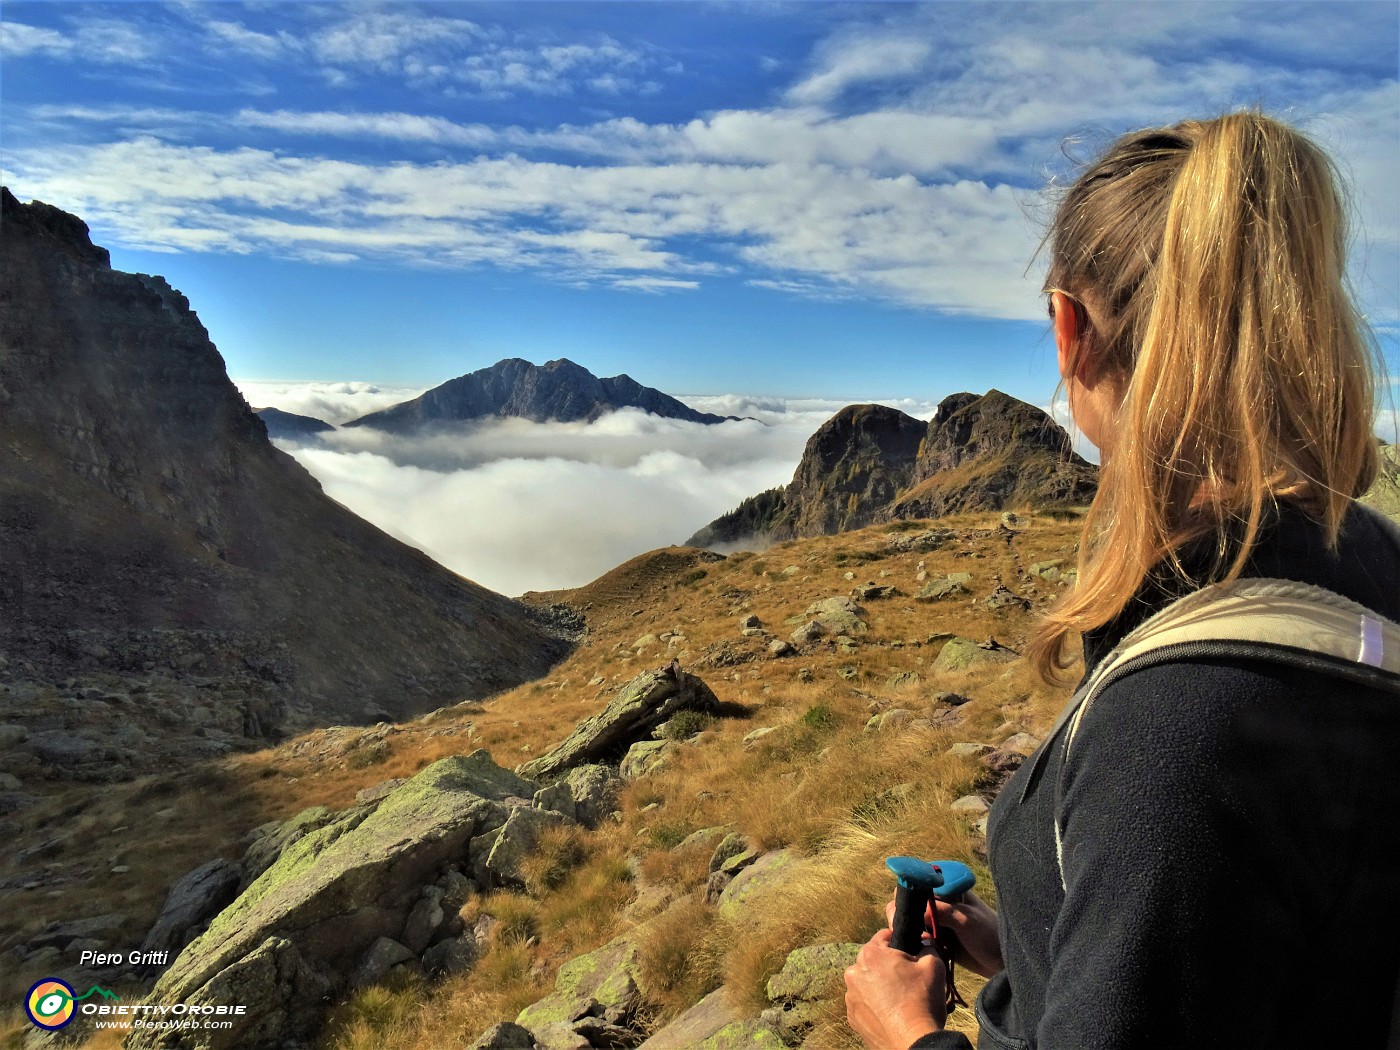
[{"left": 1050, "top": 576, "right": 1400, "bottom": 888}]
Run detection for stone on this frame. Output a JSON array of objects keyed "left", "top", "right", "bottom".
[
  {"left": 948, "top": 742, "right": 995, "bottom": 758},
  {"left": 0, "top": 724, "right": 29, "bottom": 748},
  {"left": 932, "top": 637, "right": 1018, "bottom": 673},
  {"left": 562, "top": 764, "right": 620, "bottom": 828},
  {"left": 530, "top": 1022, "right": 592, "bottom": 1050},
  {"left": 678, "top": 826, "right": 731, "bottom": 852},
  {"left": 694, "top": 1019, "right": 785, "bottom": 1048},
  {"left": 519, "top": 664, "right": 718, "bottom": 779},
  {"left": 985, "top": 585, "right": 1032, "bottom": 612},
  {"left": 141, "top": 858, "right": 243, "bottom": 957},
  {"left": 916, "top": 573, "right": 972, "bottom": 602},
  {"left": 240, "top": 806, "right": 341, "bottom": 886},
  {"left": 354, "top": 778, "right": 407, "bottom": 805},
  {"left": 864, "top": 709, "right": 915, "bottom": 733},
  {"left": 740, "top": 627, "right": 766, "bottom": 638},
  {"left": 739, "top": 614, "right": 763, "bottom": 629},
  {"left": 802, "top": 596, "right": 867, "bottom": 635},
  {"left": 767, "top": 639, "right": 796, "bottom": 658},
  {"left": 743, "top": 726, "right": 778, "bottom": 744},
  {"left": 638, "top": 987, "right": 742, "bottom": 1048},
  {"left": 0, "top": 772, "right": 21, "bottom": 790},
  {"left": 789, "top": 620, "right": 827, "bottom": 645},
  {"left": 780, "top": 565, "right": 801, "bottom": 576},
  {"left": 1000, "top": 511, "right": 1025, "bottom": 529},
  {"left": 27, "top": 730, "right": 104, "bottom": 766},
  {"left": 1001, "top": 732, "right": 1043, "bottom": 756},
  {"left": 767, "top": 941, "right": 861, "bottom": 1003},
  {"left": 980, "top": 749, "right": 1026, "bottom": 775},
  {"left": 401, "top": 886, "right": 446, "bottom": 953},
  {"left": 485, "top": 808, "right": 571, "bottom": 890},
  {"left": 29, "top": 912, "right": 128, "bottom": 951},
  {"left": 467, "top": 1021, "right": 536, "bottom": 1049},
  {"left": 620, "top": 739, "right": 676, "bottom": 780},
  {"left": 717, "top": 849, "right": 797, "bottom": 922},
  {"left": 853, "top": 583, "right": 899, "bottom": 600},
  {"left": 950, "top": 795, "right": 990, "bottom": 819},
  {"left": 886, "top": 670, "right": 922, "bottom": 689},
  {"left": 533, "top": 781, "right": 577, "bottom": 821},
  {"left": 933, "top": 691, "right": 973, "bottom": 707},
  {"left": 708, "top": 832, "right": 749, "bottom": 874},
  {"left": 516, "top": 937, "right": 649, "bottom": 1031},
  {"left": 633, "top": 634, "right": 658, "bottom": 650},
  {"left": 422, "top": 934, "right": 477, "bottom": 977},
  {"left": 351, "top": 937, "right": 416, "bottom": 987},
  {"left": 127, "top": 752, "right": 530, "bottom": 1050},
  {"left": 1029, "top": 560, "right": 1063, "bottom": 581}
]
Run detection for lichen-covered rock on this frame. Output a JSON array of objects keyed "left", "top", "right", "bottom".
[
  {"left": 789, "top": 620, "right": 827, "bottom": 645},
  {"left": 141, "top": 858, "right": 243, "bottom": 957},
  {"left": 708, "top": 832, "right": 749, "bottom": 874},
  {"left": 563, "top": 764, "right": 621, "bottom": 828},
  {"left": 620, "top": 739, "right": 676, "bottom": 780},
  {"left": 485, "top": 807, "right": 571, "bottom": 889},
  {"left": 401, "top": 886, "right": 446, "bottom": 953},
  {"left": 717, "top": 849, "right": 798, "bottom": 922},
  {"left": 519, "top": 663, "right": 717, "bottom": 780},
  {"left": 931, "top": 637, "right": 1018, "bottom": 673},
  {"left": 916, "top": 573, "right": 972, "bottom": 602},
  {"left": 766, "top": 942, "right": 861, "bottom": 1003},
  {"left": 128, "top": 752, "right": 527, "bottom": 1050},
  {"left": 984, "top": 585, "right": 1031, "bottom": 611},
  {"left": 351, "top": 937, "right": 416, "bottom": 987},
  {"left": 695, "top": 1019, "right": 785, "bottom": 1049},
  {"left": 516, "top": 937, "right": 650, "bottom": 1032},
  {"left": 638, "top": 988, "right": 743, "bottom": 1049},
  {"left": 240, "top": 806, "right": 340, "bottom": 887},
  {"left": 422, "top": 934, "right": 478, "bottom": 978},
  {"left": 802, "top": 596, "right": 868, "bottom": 635},
  {"left": 468, "top": 1021, "right": 537, "bottom": 1049}
]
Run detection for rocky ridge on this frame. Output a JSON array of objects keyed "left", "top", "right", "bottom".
[
  {"left": 0, "top": 189, "right": 570, "bottom": 757},
  {"left": 345, "top": 357, "right": 737, "bottom": 431},
  {"left": 688, "top": 391, "right": 1097, "bottom": 547}
]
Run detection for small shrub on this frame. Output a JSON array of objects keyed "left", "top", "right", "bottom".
[
  {"left": 637, "top": 895, "right": 722, "bottom": 1017},
  {"left": 647, "top": 821, "right": 691, "bottom": 850},
  {"left": 662, "top": 710, "right": 715, "bottom": 740},
  {"left": 750, "top": 560, "right": 767, "bottom": 575},
  {"left": 522, "top": 825, "right": 589, "bottom": 895},
  {"left": 677, "top": 569, "right": 709, "bottom": 588},
  {"left": 801, "top": 704, "right": 836, "bottom": 731}
]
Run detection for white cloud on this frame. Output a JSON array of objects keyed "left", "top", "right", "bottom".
[
  {"left": 234, "top": 379, "right": 427, "bottom": 425},
  {"left": 1, "top": 22, "right": 72, "bottom": 58},
  {"left": 206, "top": 20, "right": 299, "bottom": 61},
  {"left": 787, "top": 32, "right": 933, "bottom": 105},
  {"left": 611, "top": 276, "right": 700, "bottom": 293}
]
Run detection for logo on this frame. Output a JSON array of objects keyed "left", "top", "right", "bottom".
[{"left": 24, "top": 979, "right": 120, "bottom": 1030}]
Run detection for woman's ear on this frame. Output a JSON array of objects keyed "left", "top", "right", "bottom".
[{"left": 1052, "top": 291, "right": 1082, "bottom": 382}]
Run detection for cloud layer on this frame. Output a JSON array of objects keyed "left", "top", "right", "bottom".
[{"left": 244, "top": 381, "right": 939, "bottom": 595}]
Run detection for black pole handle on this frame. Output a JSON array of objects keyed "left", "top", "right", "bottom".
[{"left": 890, "top": 882, "right": 930, "bottom": 955}]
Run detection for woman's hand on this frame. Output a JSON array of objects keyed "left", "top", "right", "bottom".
[
  {"left": 844, "top": 927, "right": 946, "bottom": 1048},
  {"left": 884, "top": 890, "right": 1004, "bottom": 979}
]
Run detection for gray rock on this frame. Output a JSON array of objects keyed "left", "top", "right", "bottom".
[
  {"left": 1001, "top": 732, "right": 1043, "bottom": 756},
  {"left": 739, "top": 614, "right": 763, "bottom": 629},
  {"left": 354, "top": 778, "right": 407, "bottom": 805},
  {"left": 620, "top": 739, "right": 676, "bottom": 780},
  {"left": 422, "top": 934, "right": 477, "bottom": 978},
  {"left": 533, "top": 781, "right": 577, "bottom": 821},
  {"left": 886, "top": 670, "right": 922, "bottom": 689},
  {"left": 717, "top": 849, "right": 798, "bottom": 922},
  {"left": 562, "top": 764, "right": 620, "bottom": 828},
  {"left": 638, "top": 987, "right": 742, "bottom": 1049},
  {"left": 864, "top": 709, "right": 915, "bottom": 733},
  {"left": 516, "top": 937, "right": 649, "bottom": 1031},
  {"left": 931, "top": 637, "right": 1018, "bottom": 673},
  {"left": 27, "top": 730, "right": 104, "bottom": 766},
  {"left": 916, "top": 573, "right": 973, "bottom": 602},
  {"left": 0, "top": 772, "right": 22, "bottom": 790},
  {"left": 29, "top": 912, "right": 128, "bottom": 951},
  {"left": 141, "top": 858, "right": 243, "bottom": 957},
  {"left": 985, "top": 585, "right": 1031, "bottom": 611},
  {"left": 677, "top": 826, "right": 731, "bottom": 852},
  {"left": 948, "top": 742, "right": 995, "bottom": 758},
  {"left": 467, "top": 1021, "right": 536, "bottom": 1049},
  {"left": 789, "top": 620, "right": 827, "bottom": 646},
  {"left": 240, "top": 806, "right": 339, "bottom": 887},
  {"left": 767, "top": 639, "right": 797, "bottom": 658},
  {"left": 127, "top": 752, "right": 529, "bottom": 1050},
  {"left": 401, "top": 886, "right": 446, "bottom": 954},
  {"left": 530, "top": 1022, "right": 591, "bottom": 1050},
  {"left": 351, "top": 937, "right": 415, "bottom": 987},
  {"left": 519, "top": 664, "right": 717, "bottom": 780},
  {"left": 853, "top": 583, "right": 899, "bottom": 600},
  {"left": 0, "top": 724, "right": 29, "bottom": 748},
  {"left": 484, "top": 808, "right": 571, "bottom": 889},
  {"left": 950, "top": 795, "right": 990, "bottom": 818},
  {"left": 708, "top": 832, "right": 749, "bottom": 874},
  {"left": 743, "top": 726, "right": 778, "bottom": 744},
  {"left": 803, "top": 596, "right": 867, "bottom": 635}
]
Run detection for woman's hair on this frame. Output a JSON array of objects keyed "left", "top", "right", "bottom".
[{"left": 1030, "top": 111, "right": 1382, "bottom": 683}]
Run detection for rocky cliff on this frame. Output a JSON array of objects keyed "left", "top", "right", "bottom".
[
  {"left": 0, "top": 188, "right": 569, "bottom": 755},
  {"left": 688, "top": 391, "right": 1097, "bottom": 546},
  {"left": 345, "top": 356, "right": 733, "bottom": 431},
  {"left": 255, "top": 407, "right": 335, "bottom": 439}
]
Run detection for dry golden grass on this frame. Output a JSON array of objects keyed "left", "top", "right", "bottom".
[{"left": 40, "top": 510, "right": 1084, "bottom": 1050}]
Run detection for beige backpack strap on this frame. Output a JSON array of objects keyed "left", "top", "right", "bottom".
[{"left": 1051, "top": 577, "right": 1400, "bottom": 888}]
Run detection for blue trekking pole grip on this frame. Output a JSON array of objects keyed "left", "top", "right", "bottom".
[{"left": 885, "top": 856, "right": 976, "bottom": 955}]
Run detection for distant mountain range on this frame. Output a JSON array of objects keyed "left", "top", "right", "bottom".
[
  {"left": 255, "top": 406, "right": 335, "bottom": 439},
  {"left": 345, "top": 357, "right": 736, "bottom": 432},
  {"left": 688, "top": 390, "right": 1099, "bottom": 546}
]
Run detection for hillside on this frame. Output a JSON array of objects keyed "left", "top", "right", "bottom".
[
  {"left": 1363, "top": 442, "right": 1399, "bottom": 521},
  {"left": 0, "top": 189, "right": 570, "bottom": 762},
  {"left": 345, "top": 357, "right": 735, "bottom": 431},
  {"left": 1, "top": 509, "right": 1083, "bottom": 1049},
  {"left": 690, "top": 391, "right": 1097, "bottom": 547},
  {"left": 255, "top": 406, "right": 335, "bottom": 439}
]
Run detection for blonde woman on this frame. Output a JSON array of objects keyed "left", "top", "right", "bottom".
[{"left": 845, "top": 112, "right": 1400, "bottom": 1049}]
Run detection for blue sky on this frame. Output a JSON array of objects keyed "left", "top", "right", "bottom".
[{"left": 3, "top": 1, "right": 1398, "bottom": 406}]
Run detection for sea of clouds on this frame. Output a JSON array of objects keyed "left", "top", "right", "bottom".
[{"left": 235, "top": 379, "right": 943, "bottom": 595}]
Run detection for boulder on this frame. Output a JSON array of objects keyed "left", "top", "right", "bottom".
[
  {"left": 717, "top": 849, "right": 797, "bottom": 922},
  {"left": 519, "top": 663, "right": 718, "bottom": 780},
  {"left": 1000, "top": 732, "right": 1043, "bottom": 756},
  {"left": 141, "top": 858, "right": 243, "bottom": 957},
  {"left": 739, "top": 614, "right": 763, "bottom": 629},
  {"left": 638, "top": 987, "right": 742, "bottom": 1048},
  {"left": 240, "top": 806, "right": 339, "bottom": 887},
  {"left": 764, "top": 941, "right": 860, "bottom": 1043},
  {"left": 485, "top": 808, "right": 572, "bottom": 889},
  {"left": 531, "top": 1021, "right": 593, "bottom": 1049},
  {"left": 916, "top": 573, "right": 973, "bottom": 602},
  {"left": 708, "top": 833, "right": 749, "bottom": 874},
  {"left": 985, "top": 585, "right": 1031, "bottom": 611},
  {"left": 127, "top": 752, "right": 531, "bottom": 1050},
  {"left": 693, "top": 1019, "right": 785, "bottom": 1048},
  {"left": 864, "top": 709, "right": 915, "bottom": 733},
  {"left": 516, "top": 937, "right": 649, "bottom": 1031},
  {"left": 563, "top": 764, "right": 621, "bottom": 828},
  {"left": 948, "top": 742, "right": 995, "bottom": 758},
  {"left": 620, "top": 739, "right": 676, "bottom": 780},
  {"left": 422, "top": 934, "right": 477, "bottom": 978},
  {"left": 931, "top": 637, "right": 1018, "bottom": 673},
  {"left": 789, "top": 620, "right": 827, "bottom": 645},
  {"left": 766, "top": 639, "right": 797, "bottom": 658},
  {"left": 802, "top": 597, "right": 867, "bottom": 635},
  {"left": 401, "top": 886, "right": 447, "bottom": 953},
  {"left": 886, "top": 670, "right": 922, "bottom": 689},
  {"left": 468, "top": 1021, "right": 536, "bottom": 1049},
  {"left": 853, "top": 583, "right": 899, "bottom": 601},
  {"left": 950, "top": 795, "right": 990, "bottom": 819},
  {"left": 351, "top": 937, "right": 416, "bottom": 987}
]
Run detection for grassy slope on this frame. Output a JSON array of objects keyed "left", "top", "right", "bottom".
[{"left": 2, "top": 511, "right": 1086, "bottom": 1050}]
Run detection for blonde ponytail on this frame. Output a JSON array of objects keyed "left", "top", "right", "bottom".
[{"left": 1031, "top": 112, "right": 1382, "bottom": 683}]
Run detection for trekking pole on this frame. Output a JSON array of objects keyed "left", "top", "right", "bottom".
[{"left": 885, "top": 856, "right": 976, "bottom": 1012}]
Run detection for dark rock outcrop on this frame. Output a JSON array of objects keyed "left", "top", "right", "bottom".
[
  {"left": 0, "top": 188, "right": 568, "bottom": 739},
  {"left": 254, "top": 407, "right": 334, "bottom": 440},
  {"left": 688, "top": 391, "right": 1097, "bottom": 546},
  {"left": 345, "top": 356, "right": 734, "bottom": 431}
]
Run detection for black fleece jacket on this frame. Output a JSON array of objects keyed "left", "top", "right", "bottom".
[{"left": 911, "top": 502, "right": 1400, "bottom": 1050}]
